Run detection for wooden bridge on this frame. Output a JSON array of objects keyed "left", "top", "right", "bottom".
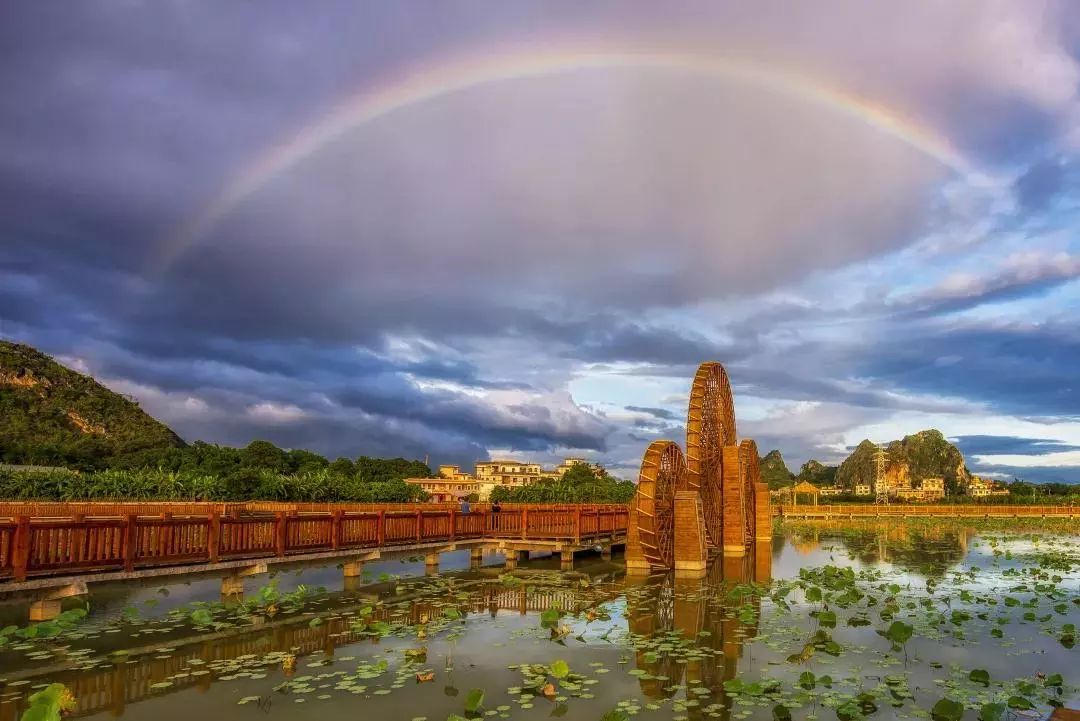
[
  {"left": 778, "top": 503, "right": 1077, "bottom": 519},
  {"left": 0, "top": 502, "right": 628, "bottom": 617}
]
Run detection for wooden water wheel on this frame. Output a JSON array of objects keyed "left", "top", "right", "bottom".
[
  {"left": 633, "top": 440, "right": 686, "bottom": 569},
  {"left": 685, "top": 362, "right": 737, "bottom": 547},
  {"left": 739, "top": 439, "right": 760, "bottom": 544}
]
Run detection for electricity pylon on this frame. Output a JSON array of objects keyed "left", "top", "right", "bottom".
[{"left": 873, "top": 444, "right": 890, "bottom": 505}]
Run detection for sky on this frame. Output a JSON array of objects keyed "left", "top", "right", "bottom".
[{"left": 2, "top": 1, "right": 1080, "bottom": 482}]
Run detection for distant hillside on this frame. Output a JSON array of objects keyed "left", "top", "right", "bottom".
[
  {"left": 0, "top": 341, "right": 185, "bottom": 468},
  {"left": 759, "top": 449, "right": 795, "bottom": 488},
  {"left": 797, "top": 459, "right": 838, "bottom": 486},
  {"left": 835, "top": 430, "right": 971, "bottom": 495}
]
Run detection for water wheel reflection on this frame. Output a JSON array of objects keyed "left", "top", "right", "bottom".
[{"left": 624, "top": 546, "right": 770, "bottom": 718}]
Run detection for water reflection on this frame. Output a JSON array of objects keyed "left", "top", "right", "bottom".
[
  {"left": 0, "top": 522, "right": 1074, "bottom": 721},
  {"left": 625, "top": 544, "right": 769, "bottom": 719},
  {"left": 0, "top": 567, "right": 624, "bottom": 720},
  {"left": 784, "top": 521, "right": 972, "bottom": 576}
]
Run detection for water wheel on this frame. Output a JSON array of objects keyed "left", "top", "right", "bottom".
[
  {"left": 633, "top": 440, "right": 686, "bottom": 569},
  {"left": 739, "top": 439, "right": 760, "bottom": 544},
  {"left": 685, "top": 362, "right": 737, "bottom": 547}
]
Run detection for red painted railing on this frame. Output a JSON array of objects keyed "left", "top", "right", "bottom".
[{"left": 0, "top": 504, "right": 628, "bottom": 582}]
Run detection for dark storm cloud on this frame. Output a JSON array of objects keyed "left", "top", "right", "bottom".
[
  {"left": 3, "top": 2, "right": 1080, "bottom": 472},
  {"left": 966, "top": 462, "right": 1080, "bottom": 484},
  {"left": 856, "top": 321, "right": 1080, "bottom": 418},
  {"left": 625, "top": 405, "right": 677, "bottom": 420},
  {"left": 952, "top": 435, "right": 1080, "bottom": 457}
]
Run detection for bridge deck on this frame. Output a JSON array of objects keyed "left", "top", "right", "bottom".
[{"left": 0, "top": 504, "right": 628, "bottom": 591}]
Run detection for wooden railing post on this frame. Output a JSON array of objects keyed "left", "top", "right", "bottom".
[
  {"left": 416, "top": 509, "right": 422, "bottom": 543},
  {"left": 12, "top": 515, "right": 30, "bottom": 581},
  {"left": 574, "top": 507, "right": 582, "bottom": 543},
  {"left": 207, "top": 510, "right": 220, "bottom": 563},
  {"left": 73, "top": 513, "right": 86, "bottom": 564},
  {"left": 377, "top": 510, "right": 385, "bottom": 546},
  {"left": 521, "top": 508, "right": 528, "bottom": 540},
  {"left": 274, "top": 512, "right": 287, "bottom": 556},
  {"left": 331, "top": 510, "right": 343, "bottom": 550},
  {"left": 122, "top": 514, "right": 136, "bottom": 572},
  {"left": 449, "top": 509, "right": 456, "bottom": 541}
]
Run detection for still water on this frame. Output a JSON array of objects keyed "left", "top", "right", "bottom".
[{"left": 0, "top": 520, "right": 1075, "bottom": 721}]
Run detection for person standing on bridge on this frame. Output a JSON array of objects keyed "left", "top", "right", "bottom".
[{"left": 460, "top": 496, "right": 471, "bottom": 514}]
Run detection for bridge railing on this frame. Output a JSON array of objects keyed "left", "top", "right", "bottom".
[{"left": 0, "top": 504, "right": 629, "bottom": 581}]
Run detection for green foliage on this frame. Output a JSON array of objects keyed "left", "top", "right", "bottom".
[
  {"left": 355, "top": 456, "right": 431, "bottom": 483},
  {"left": 883, "top": 621, "right": 913, "bottom": 646},
  {"left": 931, "top": 698, "right": 965, "bottom": 721},
  {"left": 0, "top": 466, "right": 429, "bottom": 503},
  {"left": 0, "top": 341, "right": 184, "bottom": 469},
  {"left": 489, "top": 464, "right": 634, "bottom": 504},
  {"left": 463, "top": 688, "right": 484, "bottom": 713},
  {"left": 20, "top": 683, "right": 74, "bottom": 721},
  {"left": 797, "top": 459, "right": 838, "bottom": 486},
  {"left": 760, "top": 450, "right": 795, "bottom": 488}
]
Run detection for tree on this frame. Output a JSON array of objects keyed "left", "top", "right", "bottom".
[
  {"left": 288, "top": 448, "right": 329, "bottom": 474},
  {"left": 329, "top": 457, "right": 356, "bottom": 477},
  {"left": 240, "top": 440, "right": 289, "bottom": 472}
]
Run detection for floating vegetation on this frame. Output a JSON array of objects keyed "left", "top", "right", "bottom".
[{"left": 0, "top": 522, "right": 1076, "bottom": 721}]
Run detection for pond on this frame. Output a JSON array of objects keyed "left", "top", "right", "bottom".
[{"left": 0, "top": 519, "right": 1075, "bottom": 721}]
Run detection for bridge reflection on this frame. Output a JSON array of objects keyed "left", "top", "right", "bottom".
[
  {"left": 0, "top": 574, "right": 614, "bottom": 720},
  {"left": 0, "top": 543, "right": 774, "bottom": 721}
]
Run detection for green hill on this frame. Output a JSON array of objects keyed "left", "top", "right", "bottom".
[
  {"left": 0, "top": 341, "right": 185, "bottom": 468},
  {"left": 796, "top": 459, "right": 838, "bottom": 486},
  {"left": 759, "top": 449, "right": 795, "bottom": 488},
  {"left": 835, "top": 430, "right": 971, "bottom": 495}
]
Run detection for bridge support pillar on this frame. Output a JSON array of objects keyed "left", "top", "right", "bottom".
[
  {"left": 29, "top": 599, "right": 62, "bottom": 622},
  {"left": 469, "top": 547, "right": 484, "bottom": 570},
  {"left": 343, "top": 560, "right": 364, "bottom": 578},
  {"left": 559, "top": 551, "right": 574, "bottom": 571},
  {"left": 221, "top": 575, "right": 245, "bottom": 597},
  {"left": 601, "top": 545, "right": 612, "bottom": 561},
  {"left": 221, "top": 563, "right": 267, "bottom": 597},
  {"left": 28, "top": 581, "right": 88, "bottom": 622},
  {"left": 425, "top": 552, "right": 440, "bottom": 575}
]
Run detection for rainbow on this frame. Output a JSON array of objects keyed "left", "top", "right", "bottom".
[{"left": 155, "top": 47, "right": 979, "bottom": 272}]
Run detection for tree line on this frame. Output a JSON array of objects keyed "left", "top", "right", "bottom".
[
  {"left": 0, "top": 440, "right": 434, "bottom": 503},
  {"left": 488, "top": 463, "right": 635, "bottom": 504}
]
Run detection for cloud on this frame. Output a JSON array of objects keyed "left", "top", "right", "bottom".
[
  {"left": 625, "top": 405, "right": 678, "bottom": 421},
  {"left": 951, "top": 434, "right": 1080, "bottom": 457},
  {"left": 890, "top": 251, "right": 1080, "bottom": 316},
  {"left": 3, "top": 3, "right": 1080, "bottom": 479},
  {"left": 247, "top": 402, "right": 307, "bottom": 424}
]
